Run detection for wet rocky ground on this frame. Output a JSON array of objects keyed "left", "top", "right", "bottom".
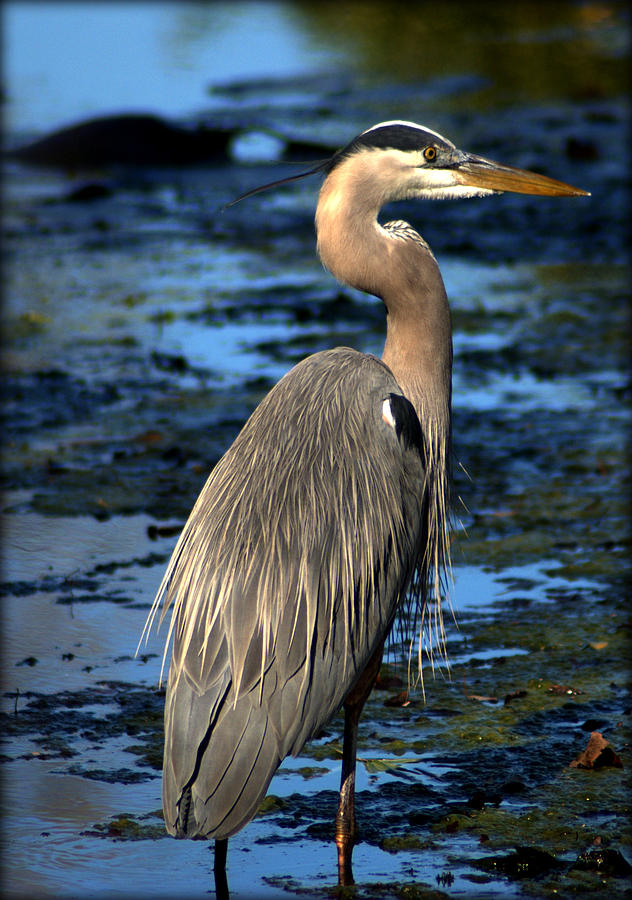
[{"left": 2, "top": 7, "right": 631, "bottom": 897}]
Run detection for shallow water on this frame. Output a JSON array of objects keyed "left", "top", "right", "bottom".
[{"left": 2, "top": 3, "right": 630, "bottom": 899}]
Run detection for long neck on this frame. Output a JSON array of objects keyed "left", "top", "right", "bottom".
[{"left": 315, "top": 160, "right": 453, "bottom": 441}]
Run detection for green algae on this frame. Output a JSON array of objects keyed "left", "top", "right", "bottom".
[{"left": 84, "top": 811, "right": 165, "bottom": 841}]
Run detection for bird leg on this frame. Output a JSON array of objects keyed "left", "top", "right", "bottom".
[
  {"left": 335, "top": 641, "right": 384, "bottom": 886},
  {"left": 213, "top": 838, "right": 229, "bottom": 900}
]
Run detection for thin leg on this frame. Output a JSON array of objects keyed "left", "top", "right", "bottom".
[
  {"left": 335, "top": 641, "right": 384, "bottom": 886},
  {"left": 335, "top": 701, "right": 361, "bottom": 884},
  {"left": 213, "top": 837, "right": 229, "bottom": 900}
]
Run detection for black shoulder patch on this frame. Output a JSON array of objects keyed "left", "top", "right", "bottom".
[{"left": 387, "top": 393, "right": 424, "bottom": 456}]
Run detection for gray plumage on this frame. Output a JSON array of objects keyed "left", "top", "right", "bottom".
[
  {"left": 157, "top": 349, "right": 428, "bottom": 836},
  {"left": 140, "top": 119, "right": 588, "bottom": 869}
]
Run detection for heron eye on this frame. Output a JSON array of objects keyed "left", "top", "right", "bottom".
[{"left": 423, "top": 146, "right": 437, "bottom": 162}]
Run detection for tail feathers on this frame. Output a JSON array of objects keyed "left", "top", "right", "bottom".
[
  {"left": 162, "top": 667, "right": 231, "bottom": 836},
  {"left": 164, "top": 685, "right": 282, "bottom": 840},
  {"left": 194, "top": 701, "right": 281, "bottom": 838}
]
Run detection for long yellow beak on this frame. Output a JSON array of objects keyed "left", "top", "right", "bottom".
[{"left": 456, "top": 153, "right": 590, "bottom": 197}]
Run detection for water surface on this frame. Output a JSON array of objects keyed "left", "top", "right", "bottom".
[{"left": 2, "top": 3, "right": 630, "bottom": 898}]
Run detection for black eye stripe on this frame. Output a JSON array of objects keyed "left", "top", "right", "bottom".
[{"left": 327, "top": 124, "right": 455, "bottom": 173}]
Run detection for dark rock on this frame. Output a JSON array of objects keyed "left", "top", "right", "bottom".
[{"left": 10, "top": 113, "right": 235, "bottom": 168}]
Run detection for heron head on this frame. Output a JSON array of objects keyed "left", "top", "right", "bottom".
[
  {"left": 327, "top": 120, "right": 590, "bottom": 202},
  {"left": 225, "top": 119, "right": 589, "bottom": 209}
]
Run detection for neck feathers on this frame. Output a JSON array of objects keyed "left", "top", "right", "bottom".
[{"left": 315, "top": 154, "right": 453, "bottom": 428}]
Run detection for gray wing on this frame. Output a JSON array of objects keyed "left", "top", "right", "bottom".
[{"left": 156, "top": 347, "right": 428, "bottom": 839}]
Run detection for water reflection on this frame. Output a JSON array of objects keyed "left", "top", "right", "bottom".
[
  {"left": 291, "top": 2, "right": 626, "bottom": 100},
  {"left": 4, "top": 1, "right": 340, "bottom": 134},
  {"left": 0, "top": 511, "right": 167, "bottom": 705},
  {"left": 6, "top": 2, "right": 627, "bottom": 137}
]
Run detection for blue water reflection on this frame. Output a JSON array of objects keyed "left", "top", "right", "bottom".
[{"left": 4, "top": 2, "right": 340, "bottom": 134}]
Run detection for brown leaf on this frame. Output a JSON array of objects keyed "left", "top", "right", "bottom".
[
  {"left": 503, "top": 689, "right": 528, "bottom": 706},
  {"left": 133, "top": 429, "right": 164, "bottom": 445},
  {"left": 569, "top": 731, "right": 623, "bottom": 769},
  {"left": 548, "top": 684, "right": 583, "bottom": 696},
  {"left": 383, "top": 690, "right": 410, "bottom": 708}
]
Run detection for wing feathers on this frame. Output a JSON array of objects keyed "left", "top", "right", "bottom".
[{"left": 152, "top": 348, "right": 428, "bottom": 838}]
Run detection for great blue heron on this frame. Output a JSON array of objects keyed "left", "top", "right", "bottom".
[{"left": 141, "top": 120, "right": 587, "bottom": 889}]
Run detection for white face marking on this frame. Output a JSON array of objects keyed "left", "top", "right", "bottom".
[
  {"left": 382, "top": 398, "right": 396, "bottom": 429},
  {"left": 357, "top": 147, "right": 495, "bottom": 201}
]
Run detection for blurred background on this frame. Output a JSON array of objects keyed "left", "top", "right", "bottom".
[{"left": 2, "top": 3, "right": 630, "bottom": 898}]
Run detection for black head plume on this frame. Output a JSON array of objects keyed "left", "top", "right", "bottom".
[{"left": 222, "top": 159, "right": 330, "bottom": 210}]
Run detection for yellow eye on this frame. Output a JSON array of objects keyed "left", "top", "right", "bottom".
[{"left": 423, "top": 146, "right": 437, "bottom": 161}]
